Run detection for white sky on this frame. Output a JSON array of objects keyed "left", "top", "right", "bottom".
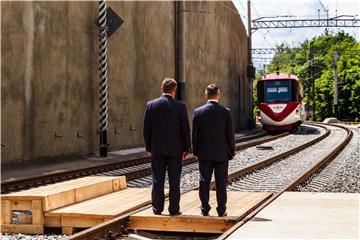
[{"left": 232, "top": 0, "right": 360, "bottom": 67}]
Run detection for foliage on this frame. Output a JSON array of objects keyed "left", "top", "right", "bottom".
[{"left": 262, "top": 31, "right": 360, "bottom": 121}]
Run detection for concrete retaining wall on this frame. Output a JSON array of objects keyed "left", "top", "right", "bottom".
[{"left": 1, "top": 1, "right": 248, "bottom": 164}]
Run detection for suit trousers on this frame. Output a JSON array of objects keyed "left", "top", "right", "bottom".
[
  {"left": 151, "top": 154, "right": 182, "bottom": 214},
  {"left": 199, "top": 160, "right": 228, "bottom": 215}
]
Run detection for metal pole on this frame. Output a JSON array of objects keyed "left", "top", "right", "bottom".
[
  {"left": 263, "top": 64, "right": 266, "bottom": 75},
  {"left": 333, "top": 52, "right": 339, "bottom": 118},
  {"left": 177, "top": 1, "right": 186, "bottom": 102},
  {"left": 247, "top": 0, "right": 252, "bottom": 64},
  {"left": 307, "top": 62, "right": 312, "bottom": 120},
  {"left": 309, "top": 41, "right": 315, "bottom": 120},
  {"left": 247, "top": 0, "right": 254, "bottom": 129},
  {"left": 98, "top": 0, "right": 109, "bottom": 157}
]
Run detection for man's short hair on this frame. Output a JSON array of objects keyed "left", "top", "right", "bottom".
[
  {"left": 162, "top": 78, "right": 177, "bottom": 93},
  {"left": 206, "top": 83, "right": 220, "bottom": 98}
]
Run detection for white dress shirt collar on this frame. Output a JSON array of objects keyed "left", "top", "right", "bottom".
[
  {"left": 207, "top": 99, "right": 219, "bottom": 103},
  {"left": 162, "top": 93, "right": 174, "bottom": 98}
]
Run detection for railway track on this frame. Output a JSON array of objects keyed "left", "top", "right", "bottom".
[
  {"left": 217, "top": 123, "right": 352, "bottom": 240},
  {"left": 227, "top": 124, "right": 348, "bottom": 192},
  {"left": 127, "top": 124, "right": 323, "bottom": 190},
  {"left": 68, "top": 123, "right": 352, "bottom": 240},
  {"left": 296, "top": 124, "right": 359, "bottom": 193},
  {"left": 1, "top": 131, "right": 285, "bottom": 194}
]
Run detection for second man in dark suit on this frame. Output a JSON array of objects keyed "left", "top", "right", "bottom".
[
  {"left": 143, "top": 78, "right": 191, "bottom": 216},
  {"left": 192, "top": 83, "right": 235, "bottom": 217}
]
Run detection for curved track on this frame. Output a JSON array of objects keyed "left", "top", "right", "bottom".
[
  {"left": 68, "top": 123, "right": 352, "bottom": 240},
  {"left": 217, "top": 123, "right": 352, "bottom": 240}
]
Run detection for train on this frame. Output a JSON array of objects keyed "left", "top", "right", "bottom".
[{"left": 256, "top": 72, "right": 305, "bottom": 132}]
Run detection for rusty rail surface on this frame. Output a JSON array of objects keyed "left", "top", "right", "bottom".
[{"left": 217, "top": 123, "right": 352, "bottom": 240}]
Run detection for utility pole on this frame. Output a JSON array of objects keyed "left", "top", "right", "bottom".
[
  {"left": 308, "top": 41, "right": 315, "bottom": 120},
  {"left": 247, "top": 0, "right": 255, "bottom": 129},
  {"left": 247, "top": 0, "right": 252, "bottom": 69},
  {"left": 333, "top": 52, "right": 339, "bottom": 118},
  {"left": 175, "top": 1, "right": 186, "bottom": 102},
  {"left": 263, "top": 64, "right": 266, "bottom": 75}
]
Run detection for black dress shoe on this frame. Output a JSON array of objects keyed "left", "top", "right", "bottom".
[
  {"left": 201, "top": 210, "right": 209, "bottom": 216},
  {"left": 153, "top": 210, "right": 162, "bottom": 215},
  {"left": 170, "top": 211, "right": 182, "bottom": 216},
  {"left": 218, "top": 212, "right": 227, "bottom": 217}
]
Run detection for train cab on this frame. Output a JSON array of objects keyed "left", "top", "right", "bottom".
[{"left": 257, "top": 72, "right": 304, "bottom": 131}]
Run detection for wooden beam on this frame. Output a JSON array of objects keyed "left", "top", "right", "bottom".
[
  {"left": 0, "top": 224, "right": 44, "bottom": 235},
  {"left": 1, "top": 200, "right": 12, "bottom": 224},
  {"left": 62, "top": 226, "right": 76, "bottom": 235},
  {"left": 32, "top": 200, "right": 44, "bottom": 225}
]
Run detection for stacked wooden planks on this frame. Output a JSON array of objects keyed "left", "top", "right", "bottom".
[
  {"left": 1, "top": 177, "right": 274, "bottom": 236},
  {"left": 45, "top": 188, "right": 154, "bottom": 235},
  {"left": 130, "top": 191, "right": 272, "bottom": 233},
  {"left": 1, "top": 176, "right": 126, "bottom": 234}
]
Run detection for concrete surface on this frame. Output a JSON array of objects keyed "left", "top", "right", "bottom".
[
  {"left": 1, "top": 1, "right": 248, "bottom": 164},
  {"left": 184, "top": 2, "right": 249, "bottom": 131},
  {"left": 227, "top": 192, "right": 360, "bottom": 239}
]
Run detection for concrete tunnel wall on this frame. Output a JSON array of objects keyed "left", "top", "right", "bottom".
[{"left": 1, "top": 1, "right": 249, "bottom": 164}]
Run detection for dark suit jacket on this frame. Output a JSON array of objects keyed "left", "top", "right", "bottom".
[
  {"left": 143, "top": 95, "right": 191, "bottom": 156},
  {"left": 192, "top": 101, "right": 235, "bottom": 161}
]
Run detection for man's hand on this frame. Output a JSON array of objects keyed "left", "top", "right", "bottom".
[
  {"left": 182, "top": 152, "right": 189, "bottom": 159},
  {"left": 146, "top": 151, "right": 152, "bottom": 157}
]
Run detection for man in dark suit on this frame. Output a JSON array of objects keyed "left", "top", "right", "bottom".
[
  {"left": 192, "top": 83, "right": 235, "bottom": 217},
  {"left": 143, "top": 78, "right": 191, "bottom": 216}
]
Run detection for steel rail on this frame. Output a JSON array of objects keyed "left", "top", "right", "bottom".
[
  {"left": 214, "top": 123, "right": 328, "bottom": 188},
  {"left": 1, "top": 156, "right": 151, "bottom": 193},
  {"left": 217, "top": 123, "right": 352, "bottom": 240},
  {"left": 69, "top": 125, "right": 332, "bottom": 240},
  {"left": 1, "top": 131, "right": 283, "bottom": 194}
]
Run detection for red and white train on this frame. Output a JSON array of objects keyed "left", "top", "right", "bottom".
[{"left": 257, "top": 72, "right": 305, "bottom": 131}]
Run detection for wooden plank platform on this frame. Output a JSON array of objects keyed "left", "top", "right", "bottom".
[
  {"left": 45, "top": 188, "right": 155, "bottom": 235},
  {"left": 129, "top": 191, "right": 272, "bottom": 233},
  {"left": 1, "top": 176, "right": 126, "bottom": 234},
  {"left": 227, "top": 192, "right": 360, "bottom": 239}
]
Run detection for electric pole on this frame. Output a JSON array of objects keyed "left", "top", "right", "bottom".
[
  {"left": 247, "top": 0, "right": 255, "bottom": 129},
  {"left": 333, "top": 52, "right": 339, "bottom": 118},
  {"left": 309, "top": 41, "right": 315, "bottom": 120}
]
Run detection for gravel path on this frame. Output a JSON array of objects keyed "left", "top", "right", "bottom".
[
  {"left": 127, "top": 124, "right": 326, "bottom": 192},
  {"left": 297, "top": 124, "right": 359, "bottom": 193}
]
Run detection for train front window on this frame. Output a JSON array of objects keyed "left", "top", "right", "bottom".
[{"left": 264, "top": 81, "right": 290, "bottom": 103}]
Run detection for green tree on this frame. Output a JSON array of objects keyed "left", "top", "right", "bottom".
[{"left": 264, "top": 31, "right": 360, "bottom": 121}]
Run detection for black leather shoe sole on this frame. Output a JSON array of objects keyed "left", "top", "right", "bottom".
[
  {"left": 169, "top": 211, "right": 182, "bottom": 216},
  {"left": 218, "top": 212, "right": 227, "bottom": 217},
  {"left": 201, "top": 211, "right": 209, "bottom": 216}
]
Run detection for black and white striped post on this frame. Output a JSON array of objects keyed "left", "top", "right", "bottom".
[{"left": 98, "top": 0, "right": 109, "bottom": 157}]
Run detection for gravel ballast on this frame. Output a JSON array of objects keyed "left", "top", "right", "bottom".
[
  {"left": 0, "top": 233, "right": 67, "bottom": 240},
  {"left": 127, "top": 124, "right": 326, "bottom": 191},
  {"left": 297, "top": 125, "right": 359, "bottom": 193}
]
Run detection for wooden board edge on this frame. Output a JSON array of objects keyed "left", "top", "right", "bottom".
[
  {"left": 0, "top": 224, "right": 44, "bottom": 234},
  {"left": 129, "top": 216, "right": 236, "bottom": 233}
]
